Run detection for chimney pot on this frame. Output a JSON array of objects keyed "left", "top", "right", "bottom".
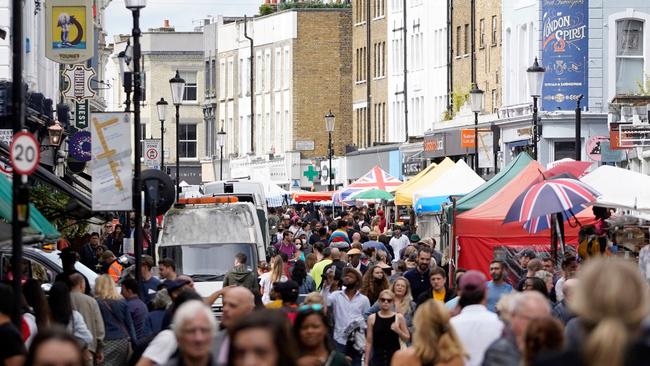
[{"left": 163, "top": 19, "right": 170, "bottom": 28}]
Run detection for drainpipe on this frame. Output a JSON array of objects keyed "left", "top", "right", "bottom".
[
  {"left": 366, "top": 0, "right": 372, "bottom": 147},
  {"left": 244, "top": 15, "right": 254, "bottom": 155},
  {"left": 447, "top": 0, "right": 453, "bottom": 114},
  {"left": 403, "top": 0, "right": 408, "bottom": 143}
]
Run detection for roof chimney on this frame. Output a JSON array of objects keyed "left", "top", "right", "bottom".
[{"left": 163, "top": 19, "right": 170, "bottom": 28}]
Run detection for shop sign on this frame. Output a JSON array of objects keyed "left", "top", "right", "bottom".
[
  {"left": 44, "top": 0, "right": 94, "bottom": 64},
  {"left": 74, "top": 99, "right": 89, "bottom": 129},
  {"left": 541, "top": 0, "right": 589, "bottom": 111},
  {"left": 295, "top": 140, "right": 314, "bottom": 151},
  {"left": 62, "top": 64, "right": 95, "bottom": 102},
  {"left": 619, "top": 125, "right": 650, "bottom": 148},
  {"left": 424, "top": 134, "right": 444, "bottom": 153},
  {"left": 461, "top": 129, "right": 475, "bottom": 148}
]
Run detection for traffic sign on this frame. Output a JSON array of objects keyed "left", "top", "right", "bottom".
[
  {"left": 144, "top": 139, "right": 161, "bottom": 169},
  {"left": 10, "top": 132, "right": 40, "bottom": 175}
]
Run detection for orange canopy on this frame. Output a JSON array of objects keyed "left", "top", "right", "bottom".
[{"left": 292, "top": 191, "right": 334, "bottom": 203}]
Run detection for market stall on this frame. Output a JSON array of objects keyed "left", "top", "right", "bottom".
[
  {"left": 332, "top": 166, "right": 402, "bottom": 204},
  {"left": 393, "top": 157, "right": 454, "bottom": 206}
]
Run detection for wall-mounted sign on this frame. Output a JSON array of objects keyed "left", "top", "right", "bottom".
[
  {"left": 44, "top": 0, "right": 94, "bottom": 64},
  {"left": 62, "top": 64, "right": 95, "bottom": 102},
  {"left": 586, "top": 135, "right": 608, "bottom": 162},
  {"left": 74, "top": 99, "right": 89, "bottom": 129},
  {"left": 295, "top": 140, "right": 315, "bottom": 151},
  {"left": 423, "top": 133, "right": 444, "bottom": 153},
  {"left": 541, "top": 0, "right": 589, "bottom": 111},
  {"left": 619, "top": 125, "right": 650, "bottom": 148},
  {"left": 144, "top": 139, "right": 162, "bottom": 170}
]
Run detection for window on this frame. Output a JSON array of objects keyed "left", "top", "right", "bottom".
[
  {"left": 180, "top": 71, "right": 197, "bottom": 101},
  {"left": 179, "top": 124, "right": 197, "bottom": 158},
  {"left": 464, "top": 24, "right": 469, "bottom": 55},
  {"left": 616, "top": 19, "right": 644, "bottom": 94},
  {"left": 227, "top": 58, "right": 234, "bottom": 98},
  {"left": 456, "top": 26, "right": 461, "bottom": 56},
  {"left": 274, "top": 48, "right": 282, "bottom": 90},
  {"left": 283, "top": 47, "right": 291, "bottom": 89},
  {"left": 491, "top": 15, "right": 498, "bottom": 45},
  {"left": 491, "top": 89, "right": 498, "bottom": 113},
  {"left": 374, "top": 42, "right": 385, "bottom": 78},
  {"left": 204, "top": 61, "right": 210, "bottom": 96},
  {"left": 374, "top": 0, "right": 384, "bottom": 18},
  {"left": 554, "top": 141, "right": 576, "bottom": 161},
  {"left": 478, "top": 19, "right": 485, "bottom": 48}
]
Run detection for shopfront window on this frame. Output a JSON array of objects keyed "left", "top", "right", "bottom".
[{"left": 554, "top": 141, "right": 576, "bottom": 161}]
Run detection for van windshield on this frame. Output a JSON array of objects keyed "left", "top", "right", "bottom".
[
  {"left": 159, "top": 243, "right": 255, "bottom": 281},
  {"left": 161, "top": 205, "right": 256, "bottom": 245}
]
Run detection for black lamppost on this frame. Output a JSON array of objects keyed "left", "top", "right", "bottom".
[
  {"left": 117, "top": 41, "right": 133, "bottom": 112},
  {"left": 527, "top": 57, "right": 545, "bottom": 161},
  {"left": 169, "top": 70, "right": 186, "bottom": 201},
  {"left": 469, "top": 85, "right": 484, "bottom": 173},
  {"left": 156, "top": 98, "right": 168, "bottom": 171},
  {"left": 125, "top": 0, "right": 146, "bottom": 286},
  {"left": 216, "top": 127, "right": 226, "bottom": 180},
  {"left": 324, "top": 110, "right": 335, "bottom": 191}
]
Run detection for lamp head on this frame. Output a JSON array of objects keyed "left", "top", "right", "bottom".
[
  {"left": 156, "top": 98, "right": 168, "bottom": 122},
  {"left": 469, "top": 85, "right": 484, "bottom": 113},
  {"left": 527, "top": 57, "right": 546, "bottom": 98},
  {"left": 324, "top": 110, "right": 335, "bottom": 133},
  {"left": 169, "top": 70, "right": 186, "bottom": 106}
]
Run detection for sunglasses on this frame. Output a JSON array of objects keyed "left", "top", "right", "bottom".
[
  {"left": 299, "top": 303, "right": 324, "bottom": 312},
  {"left": 380, "top": 298, "right": 393, "bottom": 303}
]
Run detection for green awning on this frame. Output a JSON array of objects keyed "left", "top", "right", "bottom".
[{"left": 0, "top": 174, "right": 60, "bottom": 240}]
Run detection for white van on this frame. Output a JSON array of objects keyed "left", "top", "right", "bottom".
[{"left": 157, "top": 198, "right": 265, "bottom": 316}]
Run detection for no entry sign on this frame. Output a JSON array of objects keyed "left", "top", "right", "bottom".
[{"left": 10, "top": 132, "right": 40, "bottom": 175}]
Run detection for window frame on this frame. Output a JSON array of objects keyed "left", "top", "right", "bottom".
[
  {"left": 479, "top": 18, "right": 486, "bottom": 49},
  {"left": 178, "top": 123, "right": 198, "bottom": 159},
  {"left": 491, "top": 15, "right": 498, "bottom": 46},
  {"left": 180, "top": 71, "right": 198, "bottom": 102}
]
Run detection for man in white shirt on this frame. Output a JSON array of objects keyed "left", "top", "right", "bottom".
[
  {"left": 322, "top": 267, "right": 370, "bottom": 366},
  {"left": 450, "top": 270, "right": 504, "bottom": 366},
  {"left": 388, "top": 227, "right": 409, "bottom": 261}
]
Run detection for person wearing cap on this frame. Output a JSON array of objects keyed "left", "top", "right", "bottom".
[
  {"left": 449, "top": 270, "right": 504, "bottom": 366},
  {"left": 100, "top": 250, "right": 123, "bottom": 284},
  {"left": 321, "top": 267, "right": 370, "bottom": 366},
  {"left": 518, "top": 249, "right": 536, "bottom": 275},
  {"left": 347, "top": 248, "right": 367, "bottom": 274},
  {"left": 389, "top": 227, "right": 409, "bottom": 262},
  {"left": 274, "top": 280, "right": 301, "bottom": 323}
]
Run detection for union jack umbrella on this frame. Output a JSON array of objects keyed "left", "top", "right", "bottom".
[
  {"left": 504, "top": 178, "right": 600, "bottom": 233},
  {"left": 333, "top": 166, "right": 402, "bottom": 204}
]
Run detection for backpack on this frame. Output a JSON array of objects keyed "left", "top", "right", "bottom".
[{"left": 578, "top": 225, "right": 607, "bottom": 258}]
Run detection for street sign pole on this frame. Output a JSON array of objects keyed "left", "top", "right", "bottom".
[{"left": 11, "top": 0, "right": 26, "bottom": 327}]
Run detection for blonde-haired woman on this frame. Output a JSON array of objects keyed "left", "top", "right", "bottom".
[
  {"left": 536, "top": 257, "right": 650, "bottom": 366},
  {"left": 259, "top": 255, "right": 287, "bottom": 305},
  {"left": 366, "top": 290, "right": 410, "bottom": 366},
  {"left": 391, "top": 299, "right": 465, "bottom": 366},
  {"left": 365, "top": 276, "right": 416, "bottom": 328},
  {"left": 95, "top": 274, "right": 136, "bottom": 366}
]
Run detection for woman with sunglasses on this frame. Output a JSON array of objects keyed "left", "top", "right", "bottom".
[
  {"left": 294, "top": 305, "right": 349, "bottom": 366},
  {"left": 365, "top": 290, "right": 410, "bottom": 366},
  {"left": 364, "top": 277, "right": 416, "bottom": 329}
]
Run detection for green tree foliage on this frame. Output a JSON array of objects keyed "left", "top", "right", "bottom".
[
  {"left": 30, "top": 184, "right": 88, "bottom": 240},
  {"left": 259, "top": 3, "right": 275, "bottom": 16}
]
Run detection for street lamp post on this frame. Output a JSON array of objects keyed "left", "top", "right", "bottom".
[
  {"left": 324, "top": 110, "right": 335, "bottom": 191},
  {"left": 527, "top": 57, "right": 545, "bottom": 161},
  {"left": 125, "top": 0, "right": 146, "bottom": 286},
  {"left": 469, "top": 85, "right": 484, "bottom": 173},
  {"left": 169, "top": 70, "right": 186, "bottom": 201},
  {"left": 156, "top": 98, "right": 168, "bottom": 171},
  {"left": 216, "top": 127, "right": 226, "bottom": 180}
]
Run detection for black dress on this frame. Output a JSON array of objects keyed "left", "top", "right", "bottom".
[{"left": 371, "top": 313, "right": 400, "bottom": 366}]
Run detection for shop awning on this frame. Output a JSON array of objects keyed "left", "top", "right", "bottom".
[
  {"left": 293, "top": 191, "right": 334, "bottom": 203},
  {"left": 394, "top": 157, "right": 455, "bottom": 206},
  {"left": 413, "top": 160, "right": 485, "bottom": 214},
  {"left": 333, "top": 166, "right": 402, "bottom": 203},
  {"left": 0, "top": 174, "right": 60, "bottom": 240}
]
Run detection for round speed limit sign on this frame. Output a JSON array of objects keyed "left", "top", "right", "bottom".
[{"left": 10, "top": 132, "right": 40, "bottom": 175}]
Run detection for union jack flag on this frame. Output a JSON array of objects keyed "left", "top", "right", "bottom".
[{"left": 334, "top": 166, "right": 402, "bottom": 203}]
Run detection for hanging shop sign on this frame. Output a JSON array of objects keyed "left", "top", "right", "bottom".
[
  {"left": 69, "top": 130, "right": 91, "bottom": 162},
  {"left": 90, "top": 113, "right": 132, "bottom": 211},
  {"left": 619, "top": 125, "right": 650, "bottom": 148},
  {"left": 44, "top": 0, "right": 94, "bottom": 64},
  {"left": 541, "top": 0, "right": 589, "bottom": 111},
  {"left": 62, "top": 64, "right": 95, "bottom": 102},
  {"left": 74, "top": 99, "right": 90, "bottom": 129}
]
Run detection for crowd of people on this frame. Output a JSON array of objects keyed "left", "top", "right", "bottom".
[{"left": 2, "top": 204, "right": 650, "bottom": 366}]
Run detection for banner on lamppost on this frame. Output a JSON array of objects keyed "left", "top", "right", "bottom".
[
  {"left": 541, "top": 0, "right": 589, "bottom": 111},
  {"left": 144, "top": 139, "right": 161, "bottom": 170},
  {"left": 90, "top": 113, "right": 132, "bottom": 211},
  {"left": 44, "top": 0, "right": 94, "bottom": 64}
]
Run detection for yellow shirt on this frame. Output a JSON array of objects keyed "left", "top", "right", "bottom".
[
  {"left": 265, "top": 300, "right": 283, "bottom": 309},
  {"left": 433, "top": 288, "right": 446, "bottom": 302}
]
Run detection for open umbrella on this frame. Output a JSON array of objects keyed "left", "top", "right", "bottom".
[
  {"left": 545, "top": 161, "right": 592, "bottom": 179},
  {"left": 504, "top": 177, "right": 599, "bottom": 259},
  {"left": 350, "top": 188, "right": 393, "bottom": 201}
]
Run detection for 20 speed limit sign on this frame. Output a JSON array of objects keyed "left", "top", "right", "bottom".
[{"left": 10, "top": 132, "right": 40, "bottom": 175}]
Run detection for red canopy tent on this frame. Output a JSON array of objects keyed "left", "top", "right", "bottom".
[
  {"left": 292, "top": 191, "right": 334, "bottom": 203},
  {"left": 455, "top": 160, "right": 594, "bottom": 276}
]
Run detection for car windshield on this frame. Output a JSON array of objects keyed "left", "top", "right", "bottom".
[{"left": 159, "top": 243, "right": 255, "bottom": 281}]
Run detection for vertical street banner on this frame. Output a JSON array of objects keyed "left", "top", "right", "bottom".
[
  {"left": 75, "top": 100, "right": 90, "bottom": 129},
  {"left": 90, "top": 113, "right": 132, "bottom": 211},
  {"left": 44, "top": 0, "right": 94, "bottom": 64},
  {"left": 143, "top": 139, "right": 162, "bottom": 170},
  {"left": 541, "top": 0, "right": 589, "bottom": 111}
]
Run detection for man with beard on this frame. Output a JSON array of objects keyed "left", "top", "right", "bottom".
[
  {"left": 322, "top": 267, "right": 370, "bottom": 366},
  {"left": 486, "top": 260, "right": 513, "bottom": 312},
  {"left": 404, "top": 247, "right": 433, "bottom": 300}
]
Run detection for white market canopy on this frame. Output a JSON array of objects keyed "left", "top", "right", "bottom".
[
  {"left": 581, "top": 165, "right": 650, "bottom": 212},
  {"left": 413, "top": 159, "right": 485, "bottom": 214}
]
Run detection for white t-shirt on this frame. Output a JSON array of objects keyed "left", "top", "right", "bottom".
[
  {"left": 389, "top": 235, "right": 410, "bottom": 261},
  {"left": 259, "top": 272, "right": 288, "bottom": 304},
  {"left": 142, "top": 329, "right": 177, "bottom": 365}
]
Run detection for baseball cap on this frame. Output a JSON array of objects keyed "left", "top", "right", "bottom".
[
  {"left": 274, "top": 280, "right": 299, "bottom": 295},
  {"left": 163, "top": 278, "right": 191, "bottom": 293},
  {"left": 519, "top": 249, "right": 537, "bottom": 259},
  {"left": 361, "top": 226, "right": 371, "bottom": 234},
  {"left": 459, "top": 270, "right": 487, "bottom": 294}
]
